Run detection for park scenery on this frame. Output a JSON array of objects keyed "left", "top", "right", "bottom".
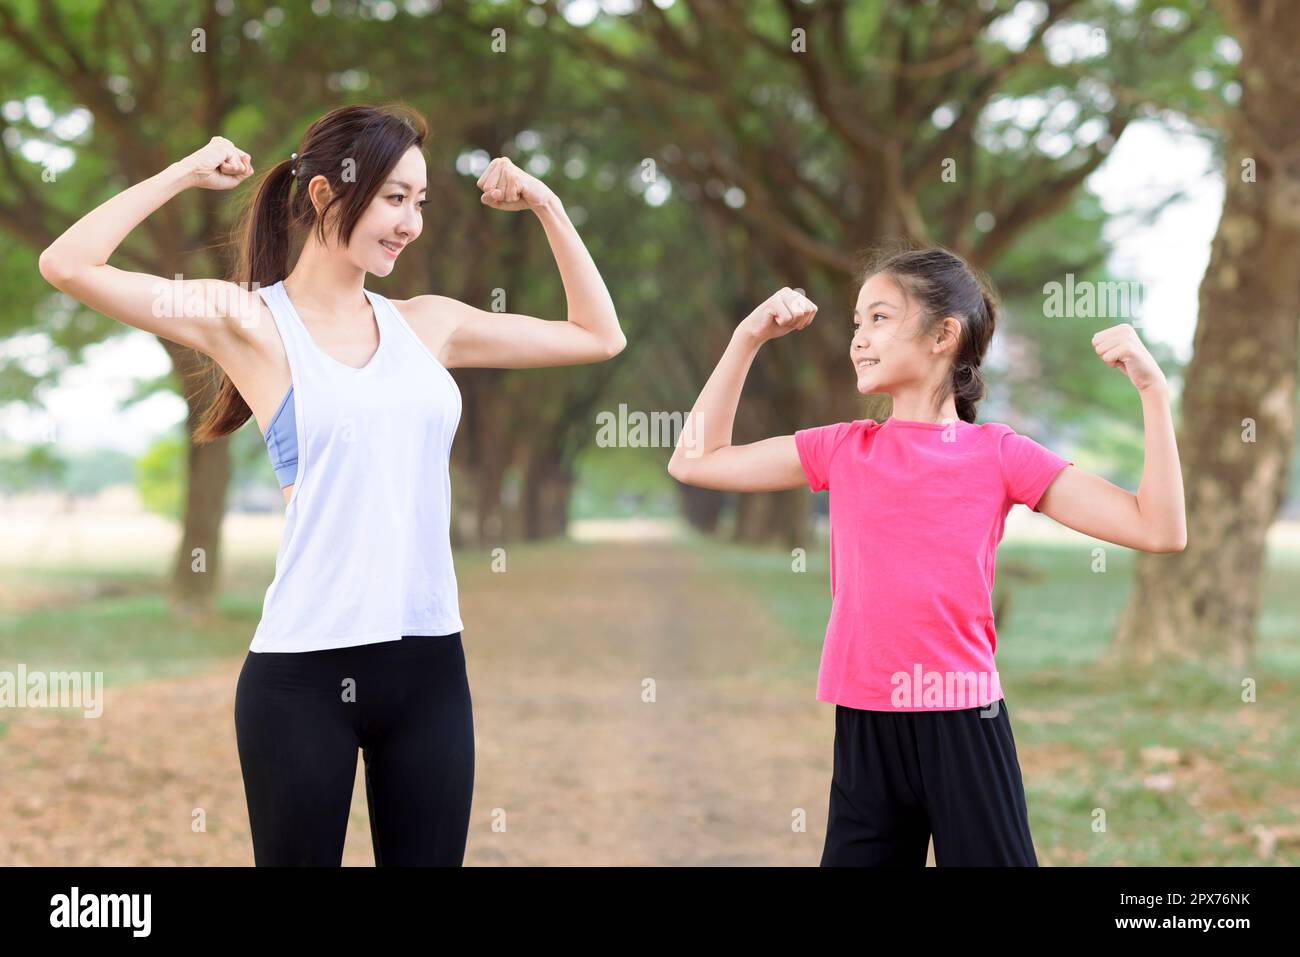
[{"left": 1, "top": 0, "right": 1297, "bottom": 866}]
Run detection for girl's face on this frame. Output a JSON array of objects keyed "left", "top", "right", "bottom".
[
  {"left": 849, "top": 272, "right": 958, "bottom": 396},
  {"left": 334, "top": 145, "right": 428, "bottom": 277},
  {"left": 850, "top": 273, "right": 921, "bottom": 395}
]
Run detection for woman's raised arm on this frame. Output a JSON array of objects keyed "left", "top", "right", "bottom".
[
  {"left": 37, "top": 136, "right": 258, "bottom": 359},
  {"left": 429, "top": 156, "right": 626, "bottom": 369}
]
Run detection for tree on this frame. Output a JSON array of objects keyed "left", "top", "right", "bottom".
[
  {"left": 1112, "top": 0, "right": 1300, "bottom": 670},
  {"left": 0, "top": 1, "right": 360, "bottom": 618},
  {"left": 551, "top": 0, "right": 1224, "bottom": 545}
]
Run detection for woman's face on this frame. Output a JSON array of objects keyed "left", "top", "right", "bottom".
[{"left": 336, "top": 145, "right": 428, "bottom": 277}]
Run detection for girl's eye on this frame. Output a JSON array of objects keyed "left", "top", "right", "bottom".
[{"left": 852, "top": 314, "right": 886, "bottom": 335}]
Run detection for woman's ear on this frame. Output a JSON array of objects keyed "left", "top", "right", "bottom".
[{"left": 305, "top": 174, "right": 333, "bottom": 216}]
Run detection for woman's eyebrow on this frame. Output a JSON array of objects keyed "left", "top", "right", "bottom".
[{"left": 384, "top": 179, "right": 428, "bottom": 193}]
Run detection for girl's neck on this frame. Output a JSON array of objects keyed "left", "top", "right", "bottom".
[{"left": 888, "top": 400, "right": 960, "bottom": 425}]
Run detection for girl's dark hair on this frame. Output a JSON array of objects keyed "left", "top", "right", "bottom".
[
  {"left": 191, "top": 102, "right": 428, "bottom": 443},
  {"left": 857, "top": 242, "right": 998, "bottom": 424}
]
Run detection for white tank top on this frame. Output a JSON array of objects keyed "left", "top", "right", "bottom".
[{"left": 248, "top": 279, "right": 464, "bottom": 652}]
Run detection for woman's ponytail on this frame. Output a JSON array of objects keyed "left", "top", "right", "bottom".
[{"left": 190, "top": 159, "right": 298, "bottom": 444}]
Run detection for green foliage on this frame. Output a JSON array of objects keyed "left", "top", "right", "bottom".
[
  {"left": 134, "top": 430, "right": 183, "bottom": 520},
  {"left": 0, "top": 0, "right": 1255, "bottom": 519},
  {"left": 571, "top": 441, "right": 677, "bottom": 519}
]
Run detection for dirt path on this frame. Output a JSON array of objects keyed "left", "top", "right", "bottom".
[{"left": 0, "top": 540, "right": 870, "bottom": 866}]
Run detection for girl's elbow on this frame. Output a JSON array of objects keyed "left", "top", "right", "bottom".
[
  {"left": 667, "top": 454, "right": 691, "bottom": 484},
  {"left": 668, "top": 448, "right": 708, "bottom": 485}
]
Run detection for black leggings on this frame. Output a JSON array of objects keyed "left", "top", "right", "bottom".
[
  {"left": 234, "top": 633, "right": 474, "bottom": 866},
  {"left": 820, "top": 698, "right": 1038, "bottom": 867}
]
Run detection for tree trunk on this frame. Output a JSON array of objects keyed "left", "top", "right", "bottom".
[
  {"left": 165, "top": 342, "right": 231, "bottom": 623},
  {"left": 678, "top": 484, "right": 725, "bottom": 534},
  {"left": 1111, "top": 0, "right": 1300, "bottom": 670},
  {"left": 731, "top": 488, "right": 809, "bottom": 549},
  {"left": 450, "top": 368, "right": 510, "bottom": 547},
  {"left": 522, "top": 452, "right": 572, "bottom": 541}
]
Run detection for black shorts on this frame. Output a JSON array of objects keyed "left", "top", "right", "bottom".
[{"left": 820, "top": 697, "right": 1038, "bottom": 867}]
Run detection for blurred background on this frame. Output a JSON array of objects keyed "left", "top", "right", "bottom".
[{"left": 0, "top": 0, "right": 1296, "bottom": 865}]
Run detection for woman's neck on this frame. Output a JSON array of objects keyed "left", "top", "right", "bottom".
[{"left": 283, "top": 242, "right": 367, "bottom": 316}]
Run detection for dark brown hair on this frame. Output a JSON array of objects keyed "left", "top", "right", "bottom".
[
  {"left": 857, "top": 242, "right": 998, "bottom": 424},
  {"left": 191, "top": 102, "right": 429, "bottom": 443}
]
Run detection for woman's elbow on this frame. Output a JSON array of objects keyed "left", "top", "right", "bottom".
[
  {"left": 1147, "top": 530, "right": 1187, "bottom": 553},
  {"left": 38, "top": 248, "right": 71, "bottom": 288},
  {"left": 602, "top": 331, "right": 627, "bottom": 359}
]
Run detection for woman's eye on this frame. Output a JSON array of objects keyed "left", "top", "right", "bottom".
[{"left": 873, "top": 313, "right": 886, "bottom": 323}]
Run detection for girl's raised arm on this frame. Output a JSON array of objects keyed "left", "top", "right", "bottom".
[
  {"left": 37, "top": 136, "right": 257, "bottom": 360},
  {"left": 667, "top": 288, "right": 817, "bottom": 492},
  {"left": 1035, "top": 322, "right": 1187, "bottom": 553}
]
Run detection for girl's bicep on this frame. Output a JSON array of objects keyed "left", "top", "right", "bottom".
[
  {"left": 1034, "top": 465, "right": 1158, "bottom": 550},
  {"left": 670, "top": 434, "right": 806, "bottom": 492}
]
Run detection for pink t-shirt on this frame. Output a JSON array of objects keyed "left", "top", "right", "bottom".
[{"left": 794, "top": 417, "right": 1073, "bottom": 712}]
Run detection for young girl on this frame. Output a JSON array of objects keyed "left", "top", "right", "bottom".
[
  {"left": 38, "top": 103, "right": 626, "bottom": 866},
  {"left": 668, "top": 246, "right": 1185, "bottom": 866}
]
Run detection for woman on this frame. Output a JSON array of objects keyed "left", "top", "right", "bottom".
[
  {"left": 38, "top": 103, "right": 626, "bottom": 866},
  {"left": 667, "top": 246, "right": 1185, "bottom": 866}
]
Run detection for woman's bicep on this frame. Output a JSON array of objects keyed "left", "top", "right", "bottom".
[
  {"left": 669, "top": 435, "right": 806, "bottom": 492},
  {"left": 40, "top": 264, "right": 251, "bottom": 359},
  {"left": 1033, "top": 465, "right": 1163, "bottom": 551},
  {"left": 435, "top": 296, "right": 622, "bottom": 369}
]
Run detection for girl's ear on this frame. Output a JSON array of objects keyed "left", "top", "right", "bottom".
[{"left": 932, "top": 315, "right": 962, "bottom": 354}]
